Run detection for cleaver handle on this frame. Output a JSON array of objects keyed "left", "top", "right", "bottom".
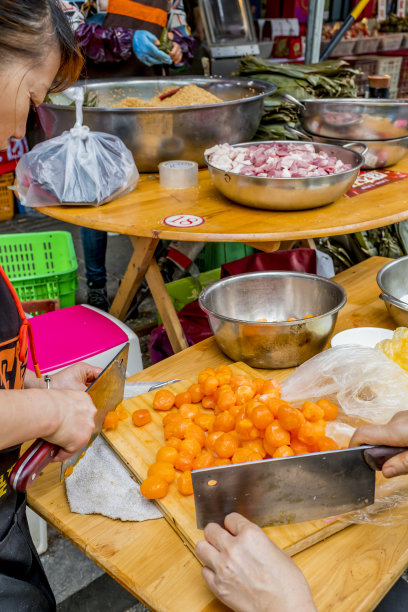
[
  {"left": 9, "top": 439, "right": 59, "bottom": 493},
  {"left": 363, "top": 446, "right": 408, "bottom": 471}
]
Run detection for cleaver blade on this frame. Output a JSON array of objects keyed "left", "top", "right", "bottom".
[
  {"left": 192, "top": 445, "right": 408, "bottom": 529},
  {"left": 60, "top": 343, "right": 128, "bottom": 481}
]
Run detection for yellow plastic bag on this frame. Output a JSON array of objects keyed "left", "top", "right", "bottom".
[{"left": 377, "top": 327, "right": 408, "bottom": 373}]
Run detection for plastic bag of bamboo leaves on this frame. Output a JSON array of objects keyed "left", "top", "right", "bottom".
[{"left": 237, "top": 56, "right": 359, "bottom": 141}]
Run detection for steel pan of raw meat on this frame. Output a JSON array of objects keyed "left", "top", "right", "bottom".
[{"left": 205, "top": 140, "right": 366, "bottom": 211}]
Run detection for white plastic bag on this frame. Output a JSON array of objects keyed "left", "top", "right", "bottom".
[
  {"left": 281, "top": 345, "right": 408, "bottom": 526},
  {"left": 281, "top": 346, "right": 408, "bottom": 426},
  {"left": 16, "top": 87, "right": 139, "bottom": 206}
]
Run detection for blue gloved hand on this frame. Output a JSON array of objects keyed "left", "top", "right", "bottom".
[{"left": 132, "top": 30, "right": 172, "bottom": 66}]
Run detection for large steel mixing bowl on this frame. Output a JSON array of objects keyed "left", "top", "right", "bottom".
[
  {"left": 205, "top": 140, "right": 365, "bottom": 211},
  {"left": 199, "top": 271, "right": 347, "bottom": 368},
  {"left": 377, "top": 256, "right": 408, "bottom": 327},
  {"left": 284, "top": 96, "right": 408, "bottom": 140},
  {"left": 33, "top": 77, "right": 276, "bottom": 173}
]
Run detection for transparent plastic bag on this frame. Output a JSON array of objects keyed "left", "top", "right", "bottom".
[
  {"left": 281, "top": 346, "right": 408, "bottom": 526},
  {"left": 281, "top": 346, "right": 408, "bottom": 426},
  {"left": 16, "top": 87, "right": 139, "bottom": 206},
  {"left": 341, "top": 472, "right": 408, "bottom": 526}
]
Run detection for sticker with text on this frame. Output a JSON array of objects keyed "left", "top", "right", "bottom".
[
  {"left": 345, "top": 170, "right": 408, "bottom": 198},
  {"left": 163, "top": 214, "right": 205, "bottom": 227}
]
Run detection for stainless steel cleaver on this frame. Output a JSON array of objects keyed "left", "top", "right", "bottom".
[{"left": 192, "top": 445, "right": 408, "bottom": 529}]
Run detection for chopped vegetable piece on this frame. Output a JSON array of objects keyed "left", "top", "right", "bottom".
[
  {"left": 64, "top": 465, "right": 74, "bottom": 479},
  {"left": 132, "top": 408, "right": 152, "bottom": 427},
  {"left": 177, "top": 471, "right": 193, "bottom": 496},
  {"left": 153, "top": 389, "right": 176, "bottom": 411},
  {"left": 103, "top": 411, "right": 119, "bottom": 430},
  {"left": 140, "top": 476, "right": 168, "bottom": 499}
]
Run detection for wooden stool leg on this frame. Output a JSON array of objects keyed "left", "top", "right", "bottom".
[
  {"left": 243, "top": 241, "right": 281, "bottom": 253},
  {"left": 110, "top": 237, "right": 159, "bottom": 320},
  {"left": 145, "top": 259, "right": 189, "bottom": 353},
  {"left": 279, "top": 240, "right": 297, "bottom": 250},
  {"left": 299, "top": 238, "right": 316, "bottom": 249}
]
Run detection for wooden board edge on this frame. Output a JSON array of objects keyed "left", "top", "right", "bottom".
[{"left": 284, "top": 520, "right": 349, "bottom": 557}]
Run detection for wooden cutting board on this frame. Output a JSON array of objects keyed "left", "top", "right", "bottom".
[{"left": 103, "top": 362, "right": 348, "bottom": 559}]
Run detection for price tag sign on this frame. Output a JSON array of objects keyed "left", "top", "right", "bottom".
[
  {"left": 345, "top": 170, "right": 408, "bottom": 198},
  {"left": 163, "top": 215, "right": 205, "bottom": 227}
]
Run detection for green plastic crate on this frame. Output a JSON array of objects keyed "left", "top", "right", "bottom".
[
  {"left": 158, "top": 267, "right": 221, "bottom": 323},
  {"left": 0, "top": 231, "right": 78, "bottom": 307}
]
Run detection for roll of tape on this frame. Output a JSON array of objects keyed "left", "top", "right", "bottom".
[{"left": 159, "top": 160, "right": 198, "bottom": 189}]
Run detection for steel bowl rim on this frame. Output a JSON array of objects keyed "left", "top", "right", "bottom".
[
  {"left": 377, "top": 255, "right": 408, "bottom": 296},
  {"left": 300, "top": 98, "right": 408, "bottom": 107},
  {"left": 198, "top": 271, "right": 347, "bottom": 324},
  {"left": 303, "top": 127, "right": 408, "bottom": 145},
  {"left": 41, "top": 76, "right": 276, "bottom": 113},
  {"left": 205, "top": 140, "right": 364, "bottom": 181}
]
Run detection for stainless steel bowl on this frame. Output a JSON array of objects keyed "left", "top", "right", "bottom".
[
  {"left": 285, "top": 97, "right": 408, "bottom": 140},
  {"left": 32, "top": 77, "right": 275, "bottom": 173},
  {"left": 205, "top": 140, "right": 365, "bottom": 211},
  {"left": 299, "top": 128, "right": 408, "bottom": 169},
  {"left": 377, "top": 257, "right": 408, "bottom": 326},
  {"left": 199, "top": 271, "right": 347, "bottom": 368}
]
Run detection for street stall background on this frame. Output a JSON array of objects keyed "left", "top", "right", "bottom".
[{"left": 4, "top": 0, "right": 408, "bottom": 609}]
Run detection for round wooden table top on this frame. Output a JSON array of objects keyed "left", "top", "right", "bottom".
[{"left": 39, "top": 160, "right": 408, "bottom": 243}]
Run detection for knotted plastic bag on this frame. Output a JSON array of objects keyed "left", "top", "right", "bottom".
[
  {"left": 16, "top": 87, "right": 139, "bottom": 206},
  {"left": 282, "top": 345, "right": 408, "bottom": 526},
  {"left": 281, "top": 345, "right": 408, "bottom": 426}
]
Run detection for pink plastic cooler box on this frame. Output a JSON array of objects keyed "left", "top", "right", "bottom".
[{"left": 26, "top": 304, "right": 143, "bottom": 376}]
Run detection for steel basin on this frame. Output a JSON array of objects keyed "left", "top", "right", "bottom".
[
  {"left": 301, "top": 129, "right": 408, "bottom": 169},
  {"left": 205, "top": 140, "right": 364, "bottom": 211},
  {"left": 199, "top": 271, "right": 347, "bottom": 369},
  {"left": 32, "top": 77, "right": 276, "bottom": 173},
  {"left": 295, "top": 98, "right": 408, "bottom": 140},
  {"left": 377, "top": 256, "right": 408, "bottom": 327}
]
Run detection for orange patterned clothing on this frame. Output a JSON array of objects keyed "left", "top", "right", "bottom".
[{"left": 104, "top": 0, "right": 168, "bottom": 37}]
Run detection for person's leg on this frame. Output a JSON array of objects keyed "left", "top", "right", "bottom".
[{"left": 80, "top": 227, "right": 109, "bottom": 311}]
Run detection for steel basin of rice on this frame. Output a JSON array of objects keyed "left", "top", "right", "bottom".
[{"left": 32, "top": 77, "right": 276, "bottom": 173}]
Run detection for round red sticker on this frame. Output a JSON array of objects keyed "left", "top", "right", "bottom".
[{"left": 163, "top": 214, "right": 205, "bottom": 228}]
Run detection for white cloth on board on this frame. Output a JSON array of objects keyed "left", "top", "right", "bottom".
[{"left": 65, "top": 382, "right": 163, "bottom": 522}]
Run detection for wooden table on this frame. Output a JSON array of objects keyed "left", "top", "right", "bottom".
[
  {"left": 39, "top": 160, "right": 408, "bottom": 353},
  {"left": 27, "top": 256, "right": 408, "bottom": 612}
]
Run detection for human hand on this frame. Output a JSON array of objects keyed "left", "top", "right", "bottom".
[
  {"left": 132, "top": 30, "right": 172, "bottom": 66},
  {"left": 195, "top": 513, "right": 316, "bottom": 612},
  {"left": 43, "top": 389, "right": 97, "bottom": 461},
  {"left": 167, "top": 33, "right": 183, "bottom": 65},
  {"left": 350, "top": 411, "right": 408, "bottom": 478},
  {"left": 47, "top": 362, "right": 102, "bottom": 392}
]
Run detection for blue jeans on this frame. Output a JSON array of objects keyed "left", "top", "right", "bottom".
[{"left": 80, "top": 227, "right": 107, "bottom": 289}]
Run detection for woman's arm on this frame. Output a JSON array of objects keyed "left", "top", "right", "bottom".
[
  {"left": 350, "top": 410, "right": 408, "bottom": 478},
  {"left": 75, "top": 23, "right": 134, "bottom": 63},
  {"left": 0, "top": 388, "right": 96, "bottom": 459},
  {"left": 2, "top": 363, "right": 102, "bottom": 459},
  {"left": 24, "top": 362, "right": 101, "bottom": 392},
  {"left": 196, "top": 513, "right": 316, "bottom": 612},
  {"left": 24, "top": 369, "right": 46, "bottom": 389}
]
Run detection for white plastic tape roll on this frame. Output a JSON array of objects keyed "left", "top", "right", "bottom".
[{"left": 159, "top": 160, "right": 198, "bottom": 189}]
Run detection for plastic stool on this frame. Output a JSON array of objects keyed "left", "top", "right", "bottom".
[
  {"left": 26, "top": 304, "right": 143, "bottom": 377},
  {"left": 26, "top": 507, "right": 48, "bottom": 555},
  {"left": 25, "top": 305, "right": 143, "bottom": 555}
]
